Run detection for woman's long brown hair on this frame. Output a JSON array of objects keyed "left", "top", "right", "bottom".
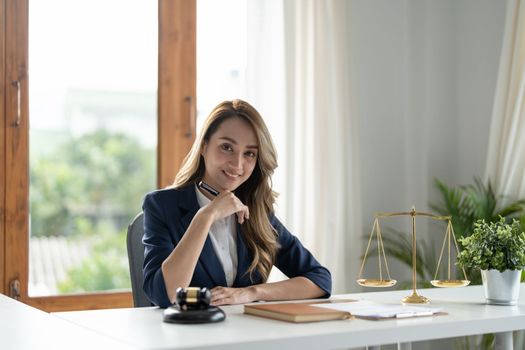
[{"left": 173, "top": 99, "right": 279, "bottom": 282}]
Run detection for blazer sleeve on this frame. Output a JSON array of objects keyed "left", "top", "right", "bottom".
[
  {"left": 142, "top": 192, "right": 173, "bottom": 308},
  {"left": 271, "top": 215, "right": 332, "bottom": 297}
]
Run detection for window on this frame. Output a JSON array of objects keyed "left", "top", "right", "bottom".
[
  {"left": 28, "top": 0, "right": 157, "bottom": 297},
  {"left": 2, "top": 0, "right": 196, "bottom": 311},
  {"left": 196, "top": 0, "right": 247, "bottom": 130}
]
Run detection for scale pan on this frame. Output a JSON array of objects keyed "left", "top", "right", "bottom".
[
  {"left": 357, "top": 279, "right": 397, "bottom": 287},
  {"left": 430, "top": 279, "right": 470, "bottom": 288}
]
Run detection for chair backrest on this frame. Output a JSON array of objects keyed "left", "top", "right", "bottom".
[{"left": 126, "top": 212, "right": 151, "bottom": 307}]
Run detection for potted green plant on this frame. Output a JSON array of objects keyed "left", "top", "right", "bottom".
[{"left": 456, "top": 217, "right": 525, "bottom": 305}]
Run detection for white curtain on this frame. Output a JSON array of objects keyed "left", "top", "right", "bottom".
[
  {"left": 485, "top": 0, "right": 525, "bottom": 205},
  {"left": 246, "top": 0, "right": 362, "bottom": 293},
  {"left": 282, "top": 0, "right": 362, "bottom": 294},
  {"left": 484, "top": 2, "right": 525, "bottom": 346}
]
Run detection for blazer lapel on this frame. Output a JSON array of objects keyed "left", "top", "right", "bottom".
[
  {"left": 234, "top": 224, "right": 255, "bottom": 285},
  {"left": 177, "top": 186, "right": 226, "bottom": 287},
  {"left": 199, "top": 238, "right": 227, "bottom": 286}
]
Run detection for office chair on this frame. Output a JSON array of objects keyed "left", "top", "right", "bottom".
[{"left": 126, "top": 212, "right": 151, "bottom": 307}]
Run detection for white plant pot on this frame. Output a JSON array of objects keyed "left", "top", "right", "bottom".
[{"left": 481, "top": 269, "right": 521, "bottom": 305}]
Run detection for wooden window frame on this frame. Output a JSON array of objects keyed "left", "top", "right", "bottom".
[{"left": 1, "top": 0, "right": 196, "bottom": 311}]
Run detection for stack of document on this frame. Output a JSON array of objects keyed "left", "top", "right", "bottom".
[{"left": 313, "top": 300, "right": 444, "bottom": 320}]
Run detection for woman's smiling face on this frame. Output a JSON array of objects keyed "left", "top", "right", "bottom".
[{"left": 200, "top": 116, "right": 258, "bottom": 192}]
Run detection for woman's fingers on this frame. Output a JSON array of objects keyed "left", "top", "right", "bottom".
[
  {"left": 236, "top": 212, "right": 244, "bottom": 224},
  {"left": 210, "top": 287, "right": 228, "bottom": 305},
  {"left": 210, "top": 287, "right": 234, "bottom": 306},
  {"left": 236, "top": 205, "right": 249, "bottom": 224},
  {"left": 210, "top": 286, "right": 254, "bottom": 305},
  {"left": 211, "top": 191, "right": 249, "bottom": 222}
]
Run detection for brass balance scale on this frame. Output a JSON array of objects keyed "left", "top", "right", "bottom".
[{"left": 357, "top": 207, "right": 470, "bottom": 304}]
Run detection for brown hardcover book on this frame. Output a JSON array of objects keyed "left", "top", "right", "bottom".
[{"left": 244, "top": 303, "right": 353, "bottom": 323}]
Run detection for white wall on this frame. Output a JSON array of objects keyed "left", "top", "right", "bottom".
[
  {"left": 349, "top": 0, "right": 506, "bottom": 282},
  {"left": 348, "top": 1, "right": 506, "bottom": 348}
]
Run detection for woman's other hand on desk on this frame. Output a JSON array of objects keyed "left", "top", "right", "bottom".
[
  {"left": 210, "top": 286, "right": 256, "bottom": 306},
  {"left": 210, "top": 278, "right": 326, "bottom": 305}
]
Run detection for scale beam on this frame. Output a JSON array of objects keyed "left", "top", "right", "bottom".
[{"left": 357, "top": 206, "right": 470, "bottom": 304}]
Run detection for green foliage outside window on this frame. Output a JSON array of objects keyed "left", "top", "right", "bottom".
[
  {"left": 30, "top": 129, "right": 155, "bottom": 292},
  {"left": 57, "top": 229, "right": 132, "bottom": 293}
]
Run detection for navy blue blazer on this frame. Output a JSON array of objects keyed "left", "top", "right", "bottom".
[{"left": 142, "top": 185, "right": 332, "bottom": 307}]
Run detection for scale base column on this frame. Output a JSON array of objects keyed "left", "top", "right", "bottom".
[{"left": 401, "top": 292, "right": 430, "bottom": 304}]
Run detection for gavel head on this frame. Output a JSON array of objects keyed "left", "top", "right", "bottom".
[{"left": 175, "top": 287, "right": 211, "bottom": 310}]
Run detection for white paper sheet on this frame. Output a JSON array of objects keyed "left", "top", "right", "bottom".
[{"left": 313, "top": 300, "right": 443, "bottom": 319}]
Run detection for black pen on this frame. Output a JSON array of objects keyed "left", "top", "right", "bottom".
[{"left": 198, "top": 181, "right": 219, "bottom": 197}]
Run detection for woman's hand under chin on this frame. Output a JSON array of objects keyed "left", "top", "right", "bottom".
[{"left": 210, "top": 286, "right": 257, "bottom": 306}]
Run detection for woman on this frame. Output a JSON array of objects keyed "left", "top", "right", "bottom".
[{"left": 142, "top": 99, "right": 331, "bottom": 307}]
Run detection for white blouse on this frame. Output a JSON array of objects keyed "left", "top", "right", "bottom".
[{"left": 195, "top": 185, "right": 238, "bottom": 287}]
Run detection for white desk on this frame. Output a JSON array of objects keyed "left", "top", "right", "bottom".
[
  {"left": 53, "top": 285, "right": 525, "bottom": 350},
  {"left": 0, "top": 293, "right": 133, "bottom": 349}
]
